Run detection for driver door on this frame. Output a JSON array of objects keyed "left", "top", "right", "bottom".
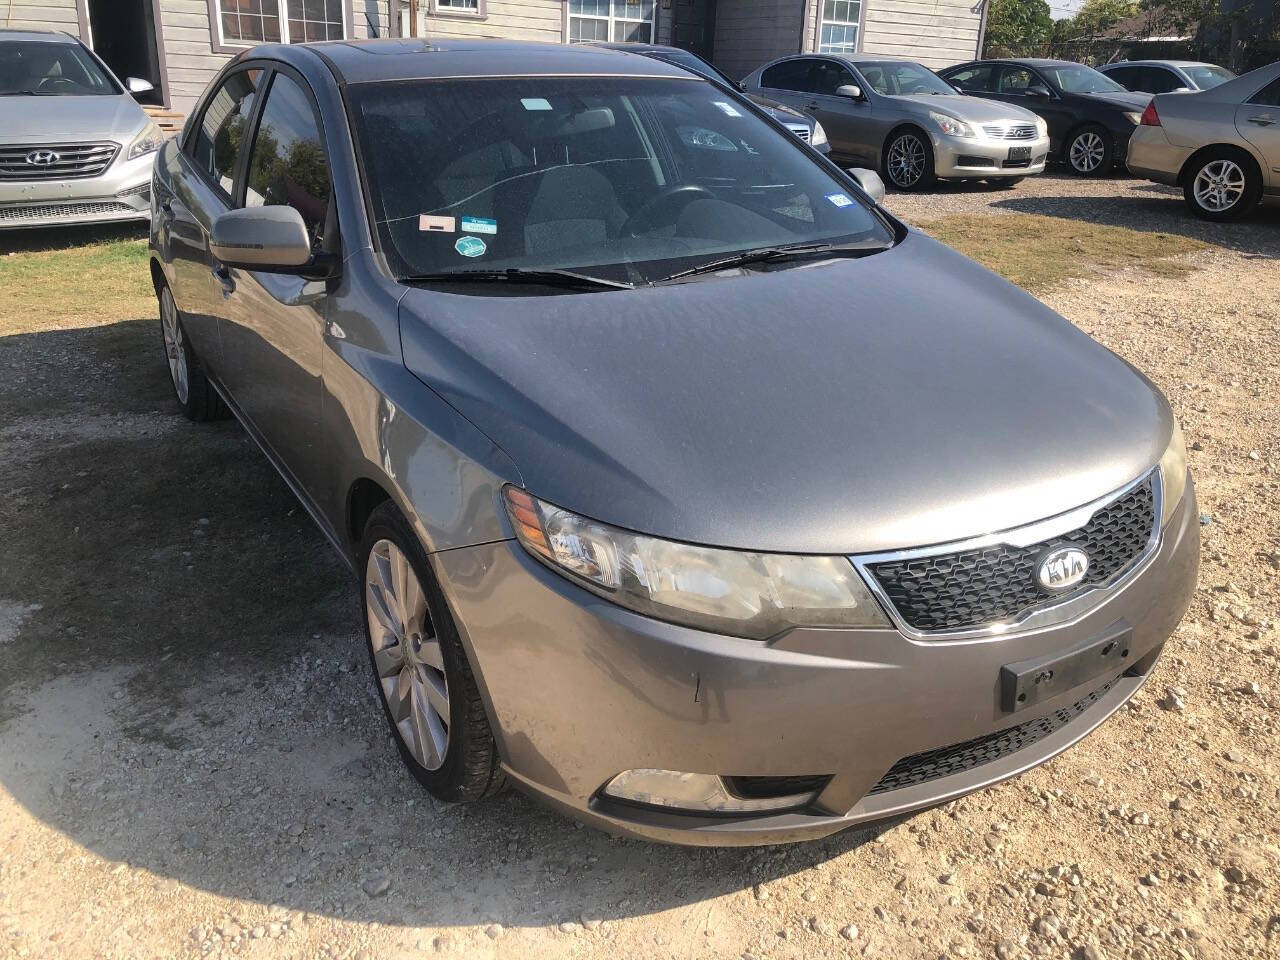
[
  {"left": 803, "top": 59, "right": 875, "bottom": 165},
  {"left": 992, "top": 66, "right": 1071, "bottom": 153}
]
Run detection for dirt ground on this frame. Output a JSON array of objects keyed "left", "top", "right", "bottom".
[{"left": 1, "top": 174, "right": 1278, "bottom": 960}]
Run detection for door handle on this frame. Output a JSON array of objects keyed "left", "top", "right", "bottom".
[
  {"left": 213, "top": 264, "right": 235, "bottom": 297},
  {"left": 1248, "top": 115, "right": 1275, "bottom": 125}
]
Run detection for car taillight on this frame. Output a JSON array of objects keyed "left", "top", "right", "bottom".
[{"left": 1140, "top": 101, "right": 1160, "bottom": 126}]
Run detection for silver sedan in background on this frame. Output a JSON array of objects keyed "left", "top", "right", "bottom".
[
  {"left": 0, "top": 28, "right": 163, "bottom": 230},
  {"left": 743, "top": 54, "right": 1049, "bottom": 190},
  {"left": 1128, "top": 59, "right": 1280, "bottom": 220}
]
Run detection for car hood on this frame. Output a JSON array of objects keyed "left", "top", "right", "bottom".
[
  {"left": 746, "top": 92, "right": 805, "bottom": 121},
  {"left": 0, "top": 94, "right": 145, "bottom": 144},
  {"left": 892, "top": 93, "right": 1039, "bottom": 123},
  {"left": 1075, "top": 90, "right": 1151, "bottom": 111},
  {"left": 398, "top": 232, "right": 1170, "bottom": 554}
]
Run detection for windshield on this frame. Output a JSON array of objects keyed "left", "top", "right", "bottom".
[
  {"left": 857, "top": 62, "right": 954, "bottom": 97},
  {"left": 350, "top": 76, "right": 893, "bottom": 287},
  {"left": 1042, "top": 63, "right": 1126, "bottom": 95},
  {"left": 1184, "top": 64, "right": 1233, "bottom": 89},
  {"left": 0, "top": 41, "right": 118, "bottom": 96}
]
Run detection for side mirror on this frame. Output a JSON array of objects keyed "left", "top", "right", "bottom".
[
  {"left": 211, "top": 206, "right": 330, "bottom": 277},
  {"left": 846, "top": 167, "right": 886, "bottom": 204},
  {"left": 737, "top": 79, "right": 747, "bottom": 92},
  {"left": 1026, "top": 84, "right": 1051, "bottom": 99},
  {"left": 125, "top": 77, "right": 154, "bottom": 96},
  {"left": 835, "top": 83, "right": 863, "bottom": 100},
  {"left": 1173, "top": 86, "right": 1193, "bottom": 93}
]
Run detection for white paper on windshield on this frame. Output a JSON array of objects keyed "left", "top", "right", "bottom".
[
  {"left": 713, "top": 101, "right": 742, "bottom": 117},
  {"left": 521, "top": 98, "right": 553, "bottom": 111},
  {"left": 419, "top": 214, "right": 456, "bottom": 233}
]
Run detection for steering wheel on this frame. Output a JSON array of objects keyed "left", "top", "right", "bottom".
[{"left": 621, "top": 184, "right": 715, "bottom": 238}]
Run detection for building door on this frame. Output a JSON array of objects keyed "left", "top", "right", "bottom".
[
  {"left": 672, "top": 0, "right": 717, "bottom": 61},
  {"left": 83, "top": 0, "right": 164, "bottom": 105}
]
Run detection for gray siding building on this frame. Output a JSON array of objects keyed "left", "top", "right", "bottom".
[{"left": 5, "top": 0, "right": 985, "bottom": 114}]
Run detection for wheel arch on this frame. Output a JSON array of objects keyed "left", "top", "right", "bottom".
[
  {"left": 1176, "top": 143, "right": 1263, "bottom": 187},
  {"left": 347, "top": 475, "right": 395, "bottom": 556},
  {"left": 1059, "top": 120, "right": 1108, "bottom": 162}
]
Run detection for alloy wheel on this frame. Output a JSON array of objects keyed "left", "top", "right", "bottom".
[
  {"left": 1069, "top": 131, "right": 1105, "bottom": 173},
  {"left": 159, "top": 287, "right": 189, "bottom": 405},
  {"left": 365, "top": 539, "right": 451, "bottom": 771},
  {"left": 1193, "top": 159, "right": 1245, "bottom": 213},
  {"left": 887, "top": 134, "right": 926, "bottom": 187}
]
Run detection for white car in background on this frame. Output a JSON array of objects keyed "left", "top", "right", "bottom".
[{"left": 0, "top": 28, "right": 164, "bottom": 230}]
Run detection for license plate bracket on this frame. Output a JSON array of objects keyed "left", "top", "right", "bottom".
[
  {"left": 999, "top": 623, "right": 1132, "bottom": 714},
  {"left": 1006, "top": 145, "right": 1033, "bottom": 163}
]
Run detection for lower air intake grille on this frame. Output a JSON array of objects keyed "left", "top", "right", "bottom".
[
  {"left": 0, "top": 200, "right": 137, "bottom": 223},
  {"left": 867, "top": 677, "right": 1117, "bottom": 795},
  {"left": 867, "top": 476, "right": 1156, "bottom": 632}
]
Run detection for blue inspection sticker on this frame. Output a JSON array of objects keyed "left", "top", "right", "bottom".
[
  {"left": 826, "top": 193, "right": 854, "bottom": 208},
  {"left": 455, "top": 236, "right": 487, "bottom": 258},
  {"left": 461, "top": 216, "right": 498, "bottom": 235}
]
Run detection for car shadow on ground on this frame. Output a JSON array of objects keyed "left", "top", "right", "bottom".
[
  {"left": 0, "top": 222, "right": 146, "bottom": 255},
  {"left": 0, "top": 316, "right": 896, "bottom": 929}
]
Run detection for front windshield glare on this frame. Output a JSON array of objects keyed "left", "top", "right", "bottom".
[
  {"left": 1045, "top": 64, "right": 1125, "bottom": 95},
  {"left": 0, "top": 41, "right": 117, "bottom": 96},
  {"left": 859, "top": 62, "right": 954, "bottom": 97},
  {"left": 350, "top": 76, "right": 893, "bottom": 286}
]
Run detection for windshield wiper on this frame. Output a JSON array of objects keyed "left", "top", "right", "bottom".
[
  {"left": 654, "top": 239, "right": 892, "bottom": 284},
  {"left": 401, "top": 267, "right": 633, "bottom": 291}
]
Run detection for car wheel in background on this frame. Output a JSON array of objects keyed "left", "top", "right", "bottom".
[
  {"left": 1183, "top": 150, "right": 1261, "bottom": 221},
  {"left": 883, "top": 129, "right": 935, "bottom": 191},
  {"left": 1065, "top": 124, "right": 1111, "bottom": 176},
  {"left": 359, "top": 501, "right": 506, "bottom": 803},
  {"left": 158, "top": 284, "right": 229, "bottom": 422}
]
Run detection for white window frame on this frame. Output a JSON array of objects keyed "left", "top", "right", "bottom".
[
  {"left": 816, "top": 0, "right": 862, "bottom": 55},
  {"left": 567, "top": 0, "right": 655, "bottom": 45},
  {"left": 210, "top": 0, "right": 349, "bottom": 52}
]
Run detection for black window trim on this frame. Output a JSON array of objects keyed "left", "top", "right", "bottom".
[
  {"left": 182, "top": 59, "right": 273, "bottom": 205},
  {"left": 1246, "top": 75, "right": 1280, "bottom": 106}
]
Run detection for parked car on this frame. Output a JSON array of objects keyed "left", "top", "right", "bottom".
[
  {"left": 1128, "top": 60, "right": 1280, "bottom": 220},
  {"left": 941, "top": 58, "right": 1150, "bottom": 176},
  {"left": 1098, "top": 59, "right": 1235, "bottom": 95},
  {"left": 592, "top": 42, "right": 831, "bottom": 155},
  {"left": 743, "top": 54, "right": 1049, "bottom": 190},
  {"left": 150, "top": 38, "right": 1198, "bottom": 846},
  {"left": 0, "top": 28, "right": 164, "bottom": 229}
]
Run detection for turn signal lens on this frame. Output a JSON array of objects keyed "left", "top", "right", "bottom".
[
  {"left": 1159, "top": 418, "right": 1189, "bottom": 527},
  {"left": 503, "top": 487, "right": 890, "bottom": 640},
  {"left": 1140, "top": 101, "right": 1160, "bottom": 126}
]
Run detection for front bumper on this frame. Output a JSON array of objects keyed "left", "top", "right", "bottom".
[
  {"left": 1126, "top": 125, "right": 1187, "bottom": 185},
  {"left": 932, "top": 131, "right": 1050, "bottom": 179},
  {"left": 434, "top": 478, "right": 1198, "bottom": 845},
  {"left": 0, "top": 149, "right": 155, "bottom": 229}
]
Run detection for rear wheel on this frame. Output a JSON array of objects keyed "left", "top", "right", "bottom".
[
  {"left": 1183, "top": 151, "right": 1261, "bottom": 221},
  {"left": 1065, "top": 124, "right": 1111, "bottom": 176},
  {"left": 883, "top": 129, "right": 935, "bottom": 191},
  {"left": 359, "top": 501, "right": 505, "bottom": 803},
  {"left": 158, "top": 283, "right": 228, "bottom": 421}
]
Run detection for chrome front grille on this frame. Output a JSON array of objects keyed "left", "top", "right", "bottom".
[
  {"left": 783, "top": 123, "right": 811, "bottom": 142},
  {"left": 983, "top": 123, "right": 1037, "bottom": 140},
  {"left": 860, "top": 473, "right": 1159, "bottom": 635},
  {"left": 0, "top": 142, "right": 119, "bottom": 181}
]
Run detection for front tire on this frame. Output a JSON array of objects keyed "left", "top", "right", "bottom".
[
  {"left": 359, "top": 501, "right": 505, "bottom": 803},
  {"left": 883, "top": 129, "right": 935, "bottom": 191},
  {"left": 1065, "top": 124, "right": 1111, "bottom": 177},
  {"left": 158, "top": 283, "right": 228, "bottom": 422},
  {"left": 1183, "top": 151, "right": 1261, "bottom": 221}
]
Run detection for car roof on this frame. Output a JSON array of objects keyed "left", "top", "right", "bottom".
[
  {"left": 949, "top": 58, "right": 1078, "bottom": 68},
  {"left": 1099, "top": 60, "right": 1215, "bottom": 68},
  {"left": 0, "top": 28, "right": 79, "bottom": 44},
  {"left": 284, "top": 37, "right": 695, "bottom": 85}
]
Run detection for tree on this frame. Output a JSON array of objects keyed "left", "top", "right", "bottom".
[
  {"left": 983, "top": 0, "right": 1054, "bottom": 57},
  {"left": 1060, "top": 0, "right": 1138, "bottom": 39}
]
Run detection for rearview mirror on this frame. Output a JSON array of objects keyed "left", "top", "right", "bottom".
[
  {"left": 210, "top": 206, "right": 327, "bottom": 277},
  {"left": 1026, "top": 84, "right": 1051, "bottom": 99},
  {"left": 125, "top": 76, "right": 154, "bottom": 96},
  {"left": 846, "top": 167, "right": 886, "bottom": 204},
  {"left": 835, "top": 83, "right": 863, "bottom": 100}
]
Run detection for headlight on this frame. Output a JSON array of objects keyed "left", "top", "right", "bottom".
[
  {"left": 1035, "top": 116, "right": 1048, "bottom": 137},
  {"left": 126, "top": 120, "right": 165, "bottom": 160},
  {"left": 1123, "top": 111, "right": 1143, "bottom": 125},
  {"left": 504, "top": 488, "right": 889, "bottom": 639},
  {"left": 810, "top": 120, "right": 828, "bottom": 146},
  {"left": 928, "top": 111, "right": 974, "bottom": 138},
  {"left": 1158, "top": 418, "right": 1189, "bottom": 527}
]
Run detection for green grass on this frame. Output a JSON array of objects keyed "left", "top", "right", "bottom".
[
  {"left": 918, "top": 213, "right": 1208, "bottom": 292},
  {"left": 0, "top": 235, "right": 152, "bottom": 333}
]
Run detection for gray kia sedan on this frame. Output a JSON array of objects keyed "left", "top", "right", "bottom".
[{"left": 149, "top": 38, "right": 1198, "bottom": 846}]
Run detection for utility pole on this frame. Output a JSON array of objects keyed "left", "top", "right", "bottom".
[{"left": 408, "top": 0, "right": 419, "bottom": 37}]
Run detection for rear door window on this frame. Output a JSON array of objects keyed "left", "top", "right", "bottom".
[
  {"left": 760, "top": 59, "right": 814, "bottom": 93},
  {"left": 1105, "top": 66, "right": 1139, "bottom": 90},
  {"left": 946, "top": 65, "right": 994, "bottom": 93},
  {"left": 190, "top": 68, "right": 262, "bottom": 199},
  {"left": 1248, "top": 77, "right": 1280, "bottom": 106},
  {"left": 1143, "top": 68, "right": 1183, "bottom": 93}
]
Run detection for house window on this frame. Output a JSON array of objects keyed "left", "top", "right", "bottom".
[
  {"left": 817, "top": 0, "right": 860, "bottom": 54},
  {"left": 434, "top": 0, "right": 480, "bottom": 11},
  {"left": 216, "top": 0, "right": 346, "bottom": 47},
  {"left": 568, "top": 0, "right": 654, "bottom": 43}
]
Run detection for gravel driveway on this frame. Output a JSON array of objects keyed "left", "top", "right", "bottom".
[{"left": 0, "top": 174, "right": 1276, "bottom": 960}]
